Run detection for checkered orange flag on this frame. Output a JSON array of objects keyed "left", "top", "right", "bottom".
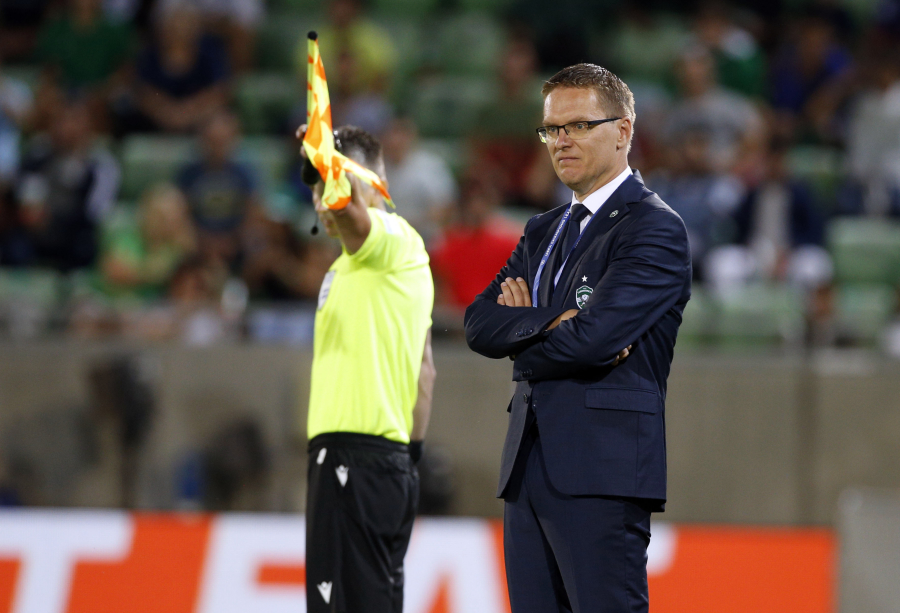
[{"left": 302, "top": 31, "right": 394, "bottom": 210}]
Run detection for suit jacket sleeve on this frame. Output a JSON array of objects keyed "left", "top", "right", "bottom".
[
  {"left": 512, "top": 208, "right": 690, "bottom": 380},
  {"left": 465, "top": 217, "right": 567, "bottom": 360}
]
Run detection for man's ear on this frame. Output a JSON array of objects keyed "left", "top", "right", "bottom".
[{"left": 618, "top": 118, "right": 633, "bottom": 150}]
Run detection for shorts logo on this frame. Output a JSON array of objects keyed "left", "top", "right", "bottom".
[
  {"left": 336, "top": 465, "right": 349, "bottom": 487},
  {"left": 575, "top": 285, "right": 593, "bottom": 309},
  {"left": 317, "top": 581, "right": 333, "bottom": 604}
]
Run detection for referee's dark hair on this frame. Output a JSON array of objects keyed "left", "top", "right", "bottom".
[
  {"left": 334, "top": 125, "right": 387, "bottom": 180},
  {"left": 301, "top": 125, "right": 387, "bottom": 187}
]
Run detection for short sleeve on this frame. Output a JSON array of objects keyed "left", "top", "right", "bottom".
[{"left": 347, "top": 208, "right": 411, "bottom": 270}]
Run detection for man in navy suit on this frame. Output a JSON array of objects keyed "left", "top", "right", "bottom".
[{"left": 465, "top": 64, "right": 691, "bottom": 613}]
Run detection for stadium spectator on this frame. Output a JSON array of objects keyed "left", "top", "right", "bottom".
[
  {"left": 167, "top": 254, "right": 231, "bottom": 344},
  {"left": 706, "top": 138, "right": 832, "bottom": 294},
  {"left": 131, "top": 2, "right": 230, "bottom": 133},
  {"left": 0, "top": 0, "right": 52, "bottom": 60},
  {"left": 507, "top": 0, "right": 592, "bottom": 71},
  {"left": 664, "top": 43, "right": 765, "bottom": 176},
  {"left": 382, "top": 115, "right": 456, "bottom": 244},
  {"left": 0, "top": 60, "right": 33, "bottom": 188},
  {"left": 0, "top": 187, "right": 29, "bottom": 266},
  {"left": 35, "top": 0, "right": 135, "bottom": 92},
  {"left": 469, "top": 33, "right": 559, "bottom": 211},
  {"left": 651, "top": 128, "right": 745, "bottom": 280},
  {"left": 840, "top": 49, "right": 900, "bottom": 217},
  {"left": 604, "top": 6, "right": 689, "bottom": 88},
  {"left": 429, "top": 174, "right": 521, "bottom": 310},
  {"left": 14, "top": 97, "right": 120, "bottom": 271},
  {"left": 240, "top": 205, "right": 337, "bottom": 302},
  {"left": 692, "top": 1, "right": 766, "bottom": 99},
  {"left": 769, "top": 6, "right": 854, "bottom": 142},
  {"left": 296, "top": 0, "right": 396, "bottom": 134},
  {"left": 176, "top": 110, "right": 258, "bottom": 268},
  {"left": 155, "top": 0, "right": 263, "bottom": 73},
  {"left": 101, "top": 183, "right": 197, "bottom": 298}
]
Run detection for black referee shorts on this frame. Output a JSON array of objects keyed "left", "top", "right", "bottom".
[{"left": 306, "top": 432, "right": 419, "bottom": 613}]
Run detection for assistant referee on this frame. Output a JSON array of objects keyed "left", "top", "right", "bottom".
[{"left": 302, "top": 125, "right": 435, "bottom": 613}]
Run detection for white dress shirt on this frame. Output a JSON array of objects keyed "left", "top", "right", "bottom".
[
  {"left": 551, "top": 166, "right": 634, "bottom": 289},
  {"left": 574, "top": 166, "right": 634, "bottom": 232}
]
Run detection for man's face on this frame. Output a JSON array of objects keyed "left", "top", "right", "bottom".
[{"left": 542, "top": 87, "right": 628, "bottom": 198}]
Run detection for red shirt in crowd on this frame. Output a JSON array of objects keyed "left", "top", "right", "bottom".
[{"left": 429, "top": 218, "right": 522, "bottom": 309}]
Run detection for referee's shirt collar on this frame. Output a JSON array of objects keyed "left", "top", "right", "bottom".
[{"left": 573, "top": 166, "right": 633, "bottom": 226}]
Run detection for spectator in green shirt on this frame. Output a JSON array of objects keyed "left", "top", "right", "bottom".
[
  {"left": 36, "top": 0, "right": 134, "bottom": 90},
  {"left": 101, "top": 183, "right": 197, "bottom": 299}
]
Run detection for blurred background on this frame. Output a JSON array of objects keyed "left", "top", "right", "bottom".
[{"left": 0, "top": 0, "right": 899, "bottom": 609}]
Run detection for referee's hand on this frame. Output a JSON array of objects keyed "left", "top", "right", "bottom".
[{"left": 295, "top": 123, "right": 308, "bottom": 154}]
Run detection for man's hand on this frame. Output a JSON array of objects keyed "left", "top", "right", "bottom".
[
  {"left": 547, "top": 308, "right": 578, "bottom": 330},
  {"left": 495, "top": 276, "right": 630, "bottom": 365},
  {"left": 611, "top": 345, "right": 632, "bottom": 366},
  {"left": 496, "top": 277, "right": 532, "bottom": 307},
  {"left": 296, "top": 123, "right": 308, "bottom": 155}
]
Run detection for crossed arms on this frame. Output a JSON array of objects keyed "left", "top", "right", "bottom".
[{"left": 464, "top": 209, "right": 691, "bottom": 382}]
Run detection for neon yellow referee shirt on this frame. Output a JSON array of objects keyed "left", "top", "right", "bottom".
[{"left": 308, "top": 207, "right": 434, "bottom": 444}]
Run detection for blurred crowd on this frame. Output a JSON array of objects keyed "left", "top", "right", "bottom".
[{"left": 1, "top": 0, "right": 900, "bottom": 348}]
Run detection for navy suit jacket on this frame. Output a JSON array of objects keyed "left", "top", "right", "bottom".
[{"left": 465, "top": 171, "right": 691, "bottom": 510}]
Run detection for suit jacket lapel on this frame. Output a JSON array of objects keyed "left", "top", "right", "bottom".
[{"left": 551, "top": 172, "right": 647, "bottom": 307}]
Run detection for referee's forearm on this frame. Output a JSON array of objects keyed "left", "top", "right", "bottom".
[
  {"left": 411, "top": 329, "right": 435, "bottom": 441},
  {"left": 333, "top": 207, "right": 370, "bottom": 254}
]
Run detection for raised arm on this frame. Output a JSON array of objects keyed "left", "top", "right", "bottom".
[{"left": 319, "top": 173, "right": 373, "bottom": 254}]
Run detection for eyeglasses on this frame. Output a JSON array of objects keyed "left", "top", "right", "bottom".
[{"left": 535, "top": 118, "right": 622, "bottom": 143}]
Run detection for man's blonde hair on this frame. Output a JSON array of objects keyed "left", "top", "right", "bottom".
[{"left": 542, "top": 63, "right": 636, "bottom": 148}]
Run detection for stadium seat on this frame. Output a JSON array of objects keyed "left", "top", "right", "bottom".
[
  {"left": 239, "top": 137, "right": 293, "bottom": 193},
  {"left": 711, "top": 284, "right": 805, "bottom": 348},
  {"left": 418, "top": 138, "right": 468, "bottom": 178},
  {"left": 435, "top": 13, "right": 505, "bottom": 76},
  {"left": 786, "top": 146, "right": 843, "bottom": 214},
  {"left": 828, "top": 218, "right": 900, "bottom": 286},
  {"left": 458, "top": 0, "right": 516, "bottom": 15},
  {"left": 2, "top": 64, "right": 41, "bottom": 90},
  {"left": 371, "top": 0, "right": 439, "bottom": 18},
  {"left": 235, "top": 72, "right": 300, "bottom": 135},
  {"left": 266, "top": 0, "right": 323, "bottom": 13},
  {"left": 257, "top": 13, "right": 319, "bottom": 73},
  {"left": 835, "top": 284, "right": 898, "bottom": 345},
  {"left": 410, "top": 76, "right": 497, "bottom": 138},
  {"left": 0, "top": 268, "right": 63, "bottom": 338},
  {"left": 677, "top": 287, "right": 712, "bottom": 348},
  {"left": 373, "top": 18, "right": 424, "bottom": 86},
  {"left": 0, "top": 269, "right": 61, "bottom": 307},
  {"left": 119, "top": 136, "right": 194, "bottom": 201}
]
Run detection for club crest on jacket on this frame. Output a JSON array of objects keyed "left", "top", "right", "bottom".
[{"left": 576, "top": 285, "right": 593, "bottom": 309}]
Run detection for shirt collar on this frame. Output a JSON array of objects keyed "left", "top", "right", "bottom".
[{"left": 574, "top": 166, "right": 633, "bottom": 215}]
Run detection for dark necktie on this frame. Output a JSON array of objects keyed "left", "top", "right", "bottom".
[{"left": 552, "top": 203, "right": 591, "bottom": 280}]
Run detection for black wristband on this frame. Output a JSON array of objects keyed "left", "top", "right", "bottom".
[{"left": 409, "top": 440, "right": 424, "bottom": 464}]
